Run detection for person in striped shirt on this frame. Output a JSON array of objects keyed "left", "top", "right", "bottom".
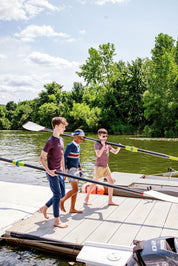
[{"left": 60, "top": 129, "right": 85, "bottom": 213}]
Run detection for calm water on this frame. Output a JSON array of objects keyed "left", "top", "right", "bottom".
[{"left": 0, "top": 130, "right": 178, "bottom": 265}]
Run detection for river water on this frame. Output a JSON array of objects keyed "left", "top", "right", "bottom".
[{"left": 0, "top": 130, "right": 177, "bottom": 265}]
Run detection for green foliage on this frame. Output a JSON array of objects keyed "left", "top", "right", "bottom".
[
  {"left": 143, "top": 33, "right": 178, "bottom": 137},
  {"left": 77, "top": 43, "right": 119, "bottom": 88},
  {"left": 38, "top": 102, "right": 60, "bottom": 128},
  {"left": 71, "top": 82, "right": 85, "bottom": 103},
  {"left": 0, "top": 105, "right": 11, "bottom": 129},
  {"left": 70, "top": 102, "right": 101, "bottom": 130},
  {"left": 10, "top": 102, "right": 33, "bottom": 129}
]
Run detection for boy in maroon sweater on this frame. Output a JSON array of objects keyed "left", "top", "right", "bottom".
[{"left": 39, "top": 117, "right": 68, "bottom": 228}]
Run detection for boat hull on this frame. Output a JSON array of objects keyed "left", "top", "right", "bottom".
[{"left": 107, "top": 172, "right": 178, "bottom": 199}]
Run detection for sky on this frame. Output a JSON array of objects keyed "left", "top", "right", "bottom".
[{"left": 0, "top": 0, "right": 177, "bottom": 105}]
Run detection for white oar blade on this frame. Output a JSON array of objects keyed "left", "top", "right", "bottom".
[
  {"left": 143, "top": 190, "right": 178, "bottom": 204},
  {"left": 23, "top": 121, "right": 45, "bottom": 132}
]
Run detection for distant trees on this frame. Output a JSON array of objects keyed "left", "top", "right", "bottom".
[
  {"left": 143, "top": 33, "right": 178, "bottom": 137},
  {"left": 0, "top": 33, "right": 177, "bottom": 137}
]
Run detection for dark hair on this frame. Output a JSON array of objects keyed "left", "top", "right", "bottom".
[
  {"left": 51, "top": 117, "right": 68, "bottom": 129},
  {"left": 97, "top": 128, "right": 108, "bottom": 135}
]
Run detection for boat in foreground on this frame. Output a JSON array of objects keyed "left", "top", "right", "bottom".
[{"left": 77, "top": 236, "right": 178, "bottom": 265}]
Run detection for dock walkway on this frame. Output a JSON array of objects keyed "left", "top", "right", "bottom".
[
  {"left": 0, "top": 180, "right": 178, "bottom": 259},
  {"left": 1, "top": 180, "right": 178, "bottom": 258}
]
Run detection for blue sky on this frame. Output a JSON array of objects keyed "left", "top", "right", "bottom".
[{"left": 0, "top": 0, "right": 177, "bottom": 105}]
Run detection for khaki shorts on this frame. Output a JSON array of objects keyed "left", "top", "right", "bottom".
[{"left": 93, "top": 166, "right": 111, "bottom": 179}]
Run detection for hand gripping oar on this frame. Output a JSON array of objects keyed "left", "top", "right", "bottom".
[
  {"left": 23, "top": 121, "right": 178, "bottom": 161},
  {"left": 0, "top": 157, "right": 178, "bottom": 204}
]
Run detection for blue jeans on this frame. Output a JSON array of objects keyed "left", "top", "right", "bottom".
[{"left": 45, "top": 173, "right": 65, "bottom": 218}]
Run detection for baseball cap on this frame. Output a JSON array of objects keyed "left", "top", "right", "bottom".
[{"left": 73, "top": 129, "right": 85, "bottom": 137}]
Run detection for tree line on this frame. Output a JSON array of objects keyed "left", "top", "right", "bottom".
[{"left": 0, "top": 33, "right": 177, "bottom": 137}]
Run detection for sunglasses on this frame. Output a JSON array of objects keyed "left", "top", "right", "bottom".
[{"left": 102, "top": 135, "right": 108, "bottom": 138}]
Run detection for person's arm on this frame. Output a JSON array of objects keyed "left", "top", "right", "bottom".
[
  {"left": 95, "top": 141, "right": 105, "bottom": 157},
  {"left": 64, "top": 144, "right": 71, "bottom": 170},
  {"left": 110, "top": 146, "right": 121, "bottom": 154},
  {"left": 39, "top": 150, "right": 56, "bottom": 176},
  {"left": 62, "top": 156, "right": 65, "bottom": 173}
]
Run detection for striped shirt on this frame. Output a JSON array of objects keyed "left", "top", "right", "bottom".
[{"left": 64, "top": 140, "right": 81, "bottom": 169}]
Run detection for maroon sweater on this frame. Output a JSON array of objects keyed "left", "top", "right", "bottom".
[{"left": 43, "top": 135, "right": 64, "bottom": 171}]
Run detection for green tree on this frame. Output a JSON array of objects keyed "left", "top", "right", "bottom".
[
  {"left": 5, "top": 101, "right": 17, "bottom": 126},
  {"left": 126, "top": 58, "right": 148, "bottom": 128},
  {"left": 0, "top": 105, "right": 11, "bottom": 129},
  {"left": 77, "top": 43, "right": 119, "bottom": 89},
  {"left": 38, "top": 82, "right": 63, "bottom": 105},
  {"left": 71, "top": 82, "right": 85, "bottom": 103},
  {"left": 38, "top": 102, "right": 59, "bottom": 128},
  {"left": 11, "top": 102, "right": 33, "bottom": 129},
  {"left": 143, "top": 33, "right": 178, "bottom": 137},
  {"left": 70, "top": 102, "right": 101, "bottom": 130}
]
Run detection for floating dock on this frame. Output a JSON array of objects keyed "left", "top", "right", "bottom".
[{"left": 0, "top": 180, "right": 178, "bottom": 259}]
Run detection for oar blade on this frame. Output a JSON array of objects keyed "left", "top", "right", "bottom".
[
  {"left": 23, "top": 121, "right": 52, "bottom": 132},
  {"left": 142, "top": 190, "right": 178, "bottom": 204}
]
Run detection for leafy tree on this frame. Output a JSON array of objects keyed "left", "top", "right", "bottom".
[
  {"left": 11, "top": 102, "right": 33, "bottom": 129},
  {"left": 5, "top": 101, "right": 17, "bottom": 124},
  {"left": 77, "top": 43, "right": 119, "bottom": 89},
  {"left": 71, "top": 82, "right": 85, "bottom": 103},
  {"left": 126, "top": 58, "right": 148, "bottom": 128},
  {"left": 38, "top": 102, "right": 59, "bottom": 128},
  {"left": 70, "top": 102, "right": 101, "bottom": 130},
  {"left": 6, "top": 101, "right": 17, "bottom": 111},
  {"left": 143, "top": 33, "right": 178, "bottom": 137},
  {"left": 44, "top": 82, "right": 63, "bottom": 95},
  {"left": 38, "top": 82, "right": 63, "bottom": 105},
  {"left": 0, "top": 105, "right": 11, "bottom": 129}
]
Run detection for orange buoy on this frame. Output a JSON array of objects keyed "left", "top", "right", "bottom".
[{"left": 81, "top": 182, "right": 105, "bottom": 195}]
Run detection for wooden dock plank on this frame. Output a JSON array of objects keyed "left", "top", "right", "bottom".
[
  {"left": 43, "top": 193, "right": 102, "bottom": 241},
  {"left": 85, "top": 197, "right": 140, "bottom": 244},
  {"left": 135, "top": 201, "right": 172, "bottom": 241},
  {"left": 108, "top": 199, "right": 157, "bottom": 246},
  {"left": 161, "top": 203, "right": 178, "bottom": 237},
  {"left": 61, "top": 194, "right": 113, "bottom": 244},
  {"left": 5, "top": 192, "right": 84, "bottom": 237}
]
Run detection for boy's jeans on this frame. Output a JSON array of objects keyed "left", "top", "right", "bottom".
[{"left": 45, "top": 172, "right": 65, "bottom": 218}]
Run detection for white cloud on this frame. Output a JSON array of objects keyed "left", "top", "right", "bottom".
[
  {"left": 96, "top": 0, "right": 128, "bottom": 4},
  {"left": 79, "top": 29, "right": 86, "bottom": 35},
  {"left": 0, "top": 73, "right": 42, "bottom": 103},
  {"left": 0, "top": 54, "right": 7, "bottom": 61},
  {"left": 27, "top": 51, "right": 80, "bottom": 69},
  {"left": 78, "top": 0, "right": 128, "bottom": 5},
  {"left": 0, "top": 0, "right": 59, "bottom": 21},
  {"left": 0, "top": 35, "right": 81, "bottom": 104},
  {"left": 0, "top": 74, "right": 41, "bottom": 91},
  {"left": 14, "top": 25, "right": 71, "bottom": 42}
]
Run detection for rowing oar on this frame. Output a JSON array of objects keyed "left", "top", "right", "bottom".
[
  {"left": 23, "top": 121, "right": 178, "bottom": 161},
  {"left": 0, "top": 157, "right": 178, "bottom": 204}
]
